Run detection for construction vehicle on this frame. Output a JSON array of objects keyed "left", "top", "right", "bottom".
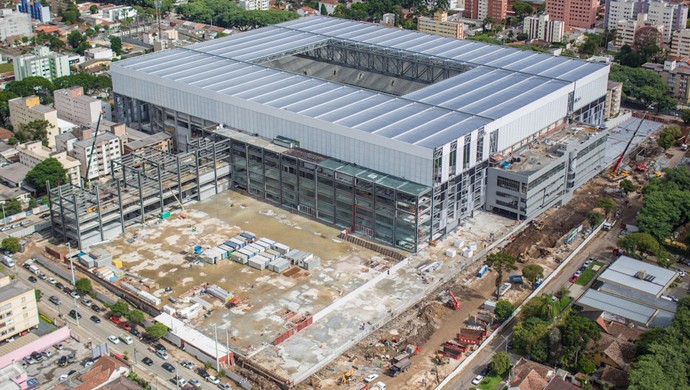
[
  {"left": 389, "top": 358, "right": 411, "bottom": 377},
  {"left": 610, "top": 111, "right": 648, "bottom": 180},
  {"left": 518, "top": 252, "right": 529, "bottom": 263},
  {"left": 446, "top": 289, "right": 460, "bottom": 310},
  {"left": 433, "top": 353, "right": 450, "bottom": 365},
  {"left": 338, "top": 368, "right": 355, "bottom": 385}
]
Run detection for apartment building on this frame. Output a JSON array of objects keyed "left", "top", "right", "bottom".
[
  {"left": 14, "top": 46, "right": 71, "bottom": 82},
  {"left": 672, "top": 29, "right": 690, "bottom": 57},
  {"left": 16, "top": 0, "right": 49, "bottom": 22},
  {"left": 418, "top": 12, "right": 464, "bottom": 39},
  {"left": 8, "top": 96, "right": 59, "bottom": 148},
  {"left": 546, "top": 0, "right": 598, "bottom": 29},
  {"left": 17, "top": 141, "right": 82, "bottom": 186},
  {"left": 643, "top": 59, "right": 690, "bottom": 104},
  {"left": 605, "top": 81, "right": 623, "bottom": 119},
  {"left": 606, "top": 0, "right": 687, "bottom": 43},
  {"left": 55, "top": 127, "right": 121, "bottom": 182},
  {"left": 0, "top": 272, "right": 39, "bottom": 343},
  {"left": 54, "top": 87, "right": 103, "bottom": 126},
  {"left": 523, "top": 14, "right": 565, "bottom": 42},
  {"left": 0, "top": 9, "right": 32, "bottom": 41},
  {"left": 239, "top": 0, "right": 269, "bottom": 10},
  {"left": 463, "top": 0, "right": 507, "bottom": 21},
  {"left": 605, "top": 0, "right": 637, "bottom": 30},
  {"left": 615, "top": 13, "right": 664, "bottom": 47}
]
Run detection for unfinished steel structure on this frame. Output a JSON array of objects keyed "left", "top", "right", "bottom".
[{"left": 48, "top": 138, "right": 231, "bottom": 249}]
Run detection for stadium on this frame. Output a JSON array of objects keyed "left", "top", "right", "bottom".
[{"left": 57, "top": 17, "right": 610, "bottom": 252}]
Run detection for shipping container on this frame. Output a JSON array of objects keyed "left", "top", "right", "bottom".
[
  {"left": 284, "top": 249, "right": 300, "bottom": 260},
  {"left": 239, "top": 248, "right": 254, "bottom": 258},
  {"left": 258, "top": 237, "right": 276, "bottom": 247},
  {"left": 303, "top": 257, "right": 320, "bottom": 270},
  {"left": 248, "top": 258, "right": 266, "bottom": 270},
  {"left": 253, "top": 241, "right": 270, "bottom": 251},
  {"left": 247, "top": 243, "right": 265, "bottom": 253},
  {"left": 263, "top": 250, "right": 279, "bottom": 261},
  {"left": 274, "top": 243, "right": 290, "bottom": 254},
  {"left": 224, "top": 241, "right": 240, "bottom": 250},
  {"left": 240, "top": 232, "right": 256, "bottom": 242},
  {"left": 230, "top": 237, "right": 246, "bottom": 248},
  {"left": 231, "top": 252, "right": 248, "bottom": 264}
]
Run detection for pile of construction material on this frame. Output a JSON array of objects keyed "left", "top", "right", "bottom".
[
  {"left": 453, "top": 239, "right": 477, "bottom": 258},
  {"left": 77, "top": 248, "right": 112, "bottom": 268}
]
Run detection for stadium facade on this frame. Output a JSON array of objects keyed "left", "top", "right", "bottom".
[{"left": 71, "top": 17, "right": 609, "bottom": 252}]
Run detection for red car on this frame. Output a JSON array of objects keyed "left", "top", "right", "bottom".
[
  {"left": 119, "top": 322, "right": 131, "bottom": 331},
  {"left": 110, "top": 316, "right": 122, "bottom": 325},
  {"left": 569, "top": 275, "right": 578, "bottom": 283}
]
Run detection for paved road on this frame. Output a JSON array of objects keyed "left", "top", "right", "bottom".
[{"left": 15, "top": 266, "right": 221, "bottom": 390}]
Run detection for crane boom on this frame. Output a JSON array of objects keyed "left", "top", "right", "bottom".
[
  {"left": 82, "top": 112, "right": 104, "bottom": 188},
  {"left": 612, "top": 111, "right": 647, "bottom": 175}
]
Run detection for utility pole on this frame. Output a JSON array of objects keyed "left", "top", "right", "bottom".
[
  {"left": 213, "top": 323, "right": 219, "bottom": 371},
  {"left": 67, "top": 242, "right": 75, "bottom": 286},
  {"left": 73, "top": 298, "right": 80, "bottom": 327}
]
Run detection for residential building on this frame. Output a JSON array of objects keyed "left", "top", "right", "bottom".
[
  {"left": 13, "top": 46, "right": 71, "bottom": 82},
  {"left": 99, "top": 5, "right": 136, "bottom": 22},
  {"left": 17, "top": 141, "right": 82, "bottom": 186},
  {"left": 8, "top": 95, "right": 59, "bottom": 148},
  {"left": 0, "top": 184, "right": 30, "bottom": 203},
  {"left": 16, "top": 0, "right": 49, "bottom": 22},
  {"left": 239, "top": 0, "right": 269, "bottom": 10},
  {"left": 463, "top": 0, "right": 507, "bottom": 21},
  {"left": 591, "top": 366, "right": 629, "bottom": 388},
  {"left": 84, "top": 47, "right": 113, "bottom": 61},
  {"left": 0, "top": 272, "right": 39, "bottom": 343},
  {"left": 605, "top": 0, "right": 688, "bottom": 43},
  {"left": 0, "top": 9, "right": 32, "bottom": 41},
  {"left": 72, "top": 355, "right": 130, "bottom": 390},
  {"left": 605, "top": 81, "right": 623, "bottom": 119},
  {"left": 642, "top": 59, "right": 690, "bottom": 103},
  {"left": 615, "top": 13, "right": 664, "bottom": 48},
  {"left": 588, "top": 333, "right": 637, "bottom": 370},
  {"left": 671, "top": 29, "right": 690, "bottom": 57},
  {"left": 0, "top": 163, "right": 31, "bottom": 188},
  {"left": 55, "top": 127, "right": 121, "bottom": 181},
  {"left": 417, "top": 12, "right": 464, "bottom": 39},
  {"left": 545, "top": 0, "right": 598, "bottom": 29},
  {"left": 509, "top": 358, "right": 555, "bottom": 389},
  {"left": 318, "top": 0, "right": 338, "bottom": 15},
  {"left": 54, "top": 86, "right": 104, "bottom": 126},
  {"left": 575, "top": 256, "right": 678, "bottom": 328},
  {"left": 523, "top": 14, "right": 565, "bottom": 42}
]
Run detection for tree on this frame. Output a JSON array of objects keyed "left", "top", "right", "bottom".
[
  {"left": 145, "top": 322, "right": 169, "bottom": 339},
  {"left": 1, "top": 237, "right": 20, "bottom": 253},
  {"left": 522, "top": 294, "right": 557, "bottom": 321},
  {"left": 90, "top": 4, "right": 98, "bottom": 14},
  {"left": 620, "top": 179, "right": 636, "bottom": 194},
  {"left": 494, "top": 299, "right": 514, "bottom": 322},
  {"left": 522, "top": 264, "right": 544, "bottom": 289},
  {"left": 636, "top": 167, "right": 690, "bottom": 240},
  {"left": 25, "top": 158, "right": 68, "bottom": 195},
  {"left": 580, "top": 33, "right": 603, "bottom": 56},
  {"left": 587, "top": 211, "right": 603, "bottom": 227},
  {"left": 2, "top": 199, "right": 22, "bottom": 217},
  {"left": 110, "top": 37, "right": 122, "bottom": 56},
  {"left": 682, "top": 109, "right": 690, "bottom": 126},
  {"left": 512, "top": 1, "right": 532, "bottom": 18},
  {"left": 609, "top": 65, "right": 677, "bottom": 110},
  {"left": 5, "top": 77, "right": 54, "bottom": 100},
  {"left": 14, "top": 119, "right": 52, "bottom": 144},
  {"left": 657, "top": 125, "right": 682, "bottom": 149},
  {"left": 75, "top": 278, "right": 92, "bottom": 294},
  {"left": 512, "top": 317, "right": 550, "bottom": 362},
  {"left": 516, "top": 32, "right": 529, "bottom": 41},
  {"left": 111, "top": 299, "right": 130, "bottom": 317},
  {"left": 486, "top": 252, "right": 517, "bottom": 298},
  {"left": 491, "top": 351, "right": 511, "bottom": 376},
  {"left": 126, "top": 309, "right": 145, "bottom": 325},
  {"left": 577, "top": 358, "right": 596, "bottom": 374},
  {"left": 597, "top": 198, "right": 617, "bottom": 216}
]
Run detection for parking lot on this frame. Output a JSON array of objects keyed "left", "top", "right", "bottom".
[{"left": 23, "top": 336, "right": 92, "bottom": 387}]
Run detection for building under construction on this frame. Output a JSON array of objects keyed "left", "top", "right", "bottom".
[{"left": 48, "top": 138, "right": 231, "bottom": 249}]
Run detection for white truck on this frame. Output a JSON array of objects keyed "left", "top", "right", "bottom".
[
  {"left": 371, "top": 382, "right": 387, "bottom": 390},
  {"left": 603, "top": 219, "right": 616, "bottom": 231}
]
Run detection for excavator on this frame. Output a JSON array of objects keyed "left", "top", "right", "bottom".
[
  {"left": 446, "top": 289, "right": 460, "bottom": 310},
  {"left": 337, "top": 368, "right": 355, "bottom": 385},
  {"left": 433, "top": 352, "right": 450, "bottom": 365}
]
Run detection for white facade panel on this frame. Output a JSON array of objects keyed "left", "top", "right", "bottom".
[
  {"left": 441, "top": 143, "right": 451, "bottom": 183},
  {"left": 573, "top": 67, "right": 609, "bottom": 111}
]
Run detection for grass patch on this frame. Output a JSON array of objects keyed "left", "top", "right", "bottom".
[
  {"left": 576, "top": 261, "right": 604, "bottom": 286},
  {"left": 555, "top": 296, "right": 573, "bottom": 314},
  {"left": 479, "top": 373, "right": 504, "bottom": 390},
  {"left": 0, "top": 62, "right": 13, "bottom": 73}
]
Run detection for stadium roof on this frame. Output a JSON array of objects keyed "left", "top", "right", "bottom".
[{"left": 114, "top": 17, "right": 607, "bottom": 150}]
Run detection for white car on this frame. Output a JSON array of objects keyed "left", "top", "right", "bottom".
[
  {"left": 108, "top": 335, "right": 120, "bottom": 344},
  {"left": 207, "top": 375, "right": 220, "bottom": 385},
  {"left": 48, "top": 278, "right": 57, "bottom": 284},
  {"left": 58, "top": 374, "right": 68, "bottom": 382},
  {"left": 364, "top": 373, "right": 379, "bottom": 383},
  {"left": 471, "top": 374, "right": 485, "bottom": 385},
  {"left": 677, "top": 269, "right": 687, "bottom": 278},
  {"left": 70, "top": 291, "right": 81, "bottom": 300}
]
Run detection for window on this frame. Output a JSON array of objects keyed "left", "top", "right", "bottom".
[
  {"left": 463, "top": 135, "right": 471, "bottom": 169},
  {"left": 449, "top": 141, "right": 457, "bottom": 176},
  {"left": 496, "top": 176, "right": 521, "bottom": 192}
]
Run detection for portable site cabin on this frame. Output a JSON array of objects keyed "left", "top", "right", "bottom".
[
  {"left": 231, "top": 252, "right": 248, "bottom": 264},
  {"left": 273, "top": 243, "right": 290, "bottom": 254}
]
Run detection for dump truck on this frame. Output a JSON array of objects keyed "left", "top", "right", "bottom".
[{"left": 389, "top": 358, "right": 411, "bottom": 377}]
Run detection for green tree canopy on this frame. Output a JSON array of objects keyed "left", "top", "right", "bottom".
[
  {"left": 1, "top": 199, "right": 21, "bottom": 217},
  {"left": 90, "top": 4, "right": 98, "bottom": 14},
  {"left": 110, "top": 37, "right": 122, "bottom": 56},
  {"left": 145, "top": 322, "right": 169, "bottom": 339},
  {"left": 587, "top": 211, "right": 603, "bottom": 226},
  {"left": 53, "top": 73, "right": 112, "bottom": 94},
  {"left": 494, "top": 299, "right": 514, "bottom": 322},
  {"left": 1, "top": 237, "right": 20, "bottom": 253},
  {"left": 618, "top": 232, "right": 664, "bottom": 258},
  {"left": 5, "top": 76, "right": 55, "bottom": 100},
  {"left": 491, "top": 351, "right": 511, "bottom": 376},
  {"left": 620, "top": 179, "right": 636, "bottom": 193},
  {"left": 522, "top": 294, "right": 556, "bottom": 322},
  {"left": 512, "top": 1, "right": 533, "bottom": 17},
  {"left": 657, "top": 125, "right": 682, "bottom": 149},
  {"left": 636, "top": 166, "right": 690, "bottom": 240},
  {"left": 609, "top": 65, "right": 677, "bottom": 110},
  {"left": 110, "top": 299, "right": 130, "bottom": 317},
  {"left": 25, "top": 158, "right": 68, "bottom": 195},
  {"left": 14, "top": 120, "right": 52, "bottom": 145},
  {"left": 126, "top": 309, "right": 145, "bottom": 324},
  {"left": 177, "top": 0, "right": 299, "bottom": 31},
  {"left": 682, "top": 109, "right": 690, "bottom": 126},
  {"left": 513, "top": 316, "right": 550, "bottom": 362},
  {"left": 597, "top": 198, "right": 617, "bottom": 216},
  {"left": 486, "top": 252, "right": 517, "bottom": 298},
  {"left": 522, "top": 264, "right": 544, "bottom": 289},
  {"left": 75, "top": 277, "right": 92, "bottom": 294}
]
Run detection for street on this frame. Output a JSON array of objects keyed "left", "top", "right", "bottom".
[{"left": 14, "top": 265, "right": 221, "bottom": 390}]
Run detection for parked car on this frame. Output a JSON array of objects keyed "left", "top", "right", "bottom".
[
  {"left": 68, "top": 310, "right": 81, "bottom": 320},
  {"left": 48, "top": 296, "right": 61, "bottom": 305},
  {"left": 162, "top": 362, "right": 175, "bottom": 373},
  {"left": 129, "top": 328, "right": 141, "bottom": 338},
  {"left": 677, "top": 269, "right": 687, "bottom": 278},
  {"left": 142, "top": 357, "right": 153, "bottom": 366},
  {"left": 218, "top": 383, "right": 231, "bottom": 390},
  {"left": 90, "top": 315, "right": 101, "bottom": 324},
  {"left": 207, "top": 375, "right": 220, "bottom": 385},
  {"left": 108, "top": 335, "right": 120, "bottom": 344},
  {"left": 181, "top": 360, "right": 194, "bottom": 370},
  {"left": 91, "top": 304, "right": 101, "bottom": 313},
  {"left": 156, "top": 349, "right": 169, "bottom": 360},
  {"left": 173, "top": 377, "right": 187, "bottom": 387},
  {"left": 57, "top": 356, "right": 67, "bottom": 367},
  {"left": 82, "top": 359, "right": 94, "bottom": 368},
  {"left": 55, "top": 282, "right": 64, "bottom": 290},
  {"left": 68, "top": 353, "right": 75, "bottom": 363},
  {"left": 70, "top": 291, "right": 81, "bottom": 300},
  {"left": 197, "top": 369, "right": 210, "bottom": 380},
  {"left": 39, "top": 272, "right": 47, "bottom": 280},
  {"left": 54, "top": 343, "right": 63, "bottom": 350},
  {"left": 471, "top": 374, "right": 485, "bottom": 385},
  {"left": 569, "top": 275, "right": 578, "bottom": 283},
  {"left": 47, "top": 278, "right": 57, "bottom": 284},
  {"left": 364, "top": 374, "right": 379, "bottom": 383},
  {"left": 28, "top": 276, "right": 37, "bottom": 283},
  {"left": 41, "top": 350, "right": 52, "bottom": 358},
  {"left": 189, "top": 378, "right": 201, "bottom": 388}
]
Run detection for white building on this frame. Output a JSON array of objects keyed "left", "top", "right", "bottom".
[
  {"left": 55, "top": 127, "right": 122, "bottom": 181},
  {"left": 239, "top": 0, "right": 269, "bottom": 10},
  {"left": 100, "top": 5, "right": 136, "bottom": 22},
  {"left": 605, "top": 0, "right": 687, "bottom": 43},
  {"left": 523, "top": 14, "right": 565, "bottom": 42},
  {"left": 54, "top": 86, "right": 105, "bottom": 126},
  {"left": 14, "top": 46, "right": 71, "bottom": 82},
  {"left": 605, "top": 0, "right": 638, "bottom": 30},
  {"left": 8, "top": 95, "right": 59, "bottom": 148},
  {"left": 615, "top": 13, "right": 665, "bottom": 47},
  {"left": 17, "top": 141, "right": 81, "bottom": 186},
  {"left": 672, "top": 29, "right": 690, "bottom": 57},
  {"left": 0, "top": 9, "right": 32, "bottom": 41},
  {"left": 318, "top": 0, "right": 339, "bottom": 15},
  {"left": 84, "top": 47, "right": 113, "bottom": 61}
]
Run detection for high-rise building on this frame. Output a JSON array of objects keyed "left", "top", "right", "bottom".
[
  {"left": 463, "top": 0, "right": 507, "bottom": 21},
  {"left": 17, "top": 141, "right": 82, "bottom": 186},
  {"left": 16, "top": 0, "right": 49, "bottom": 22},
  {"left": 0, "top": 9, "right": 32, "bottom": 41},
  {"left": 0, "top": 272, "right": 39, "bottom": 343},
  {"left": 672, "top": 29, "right": 690, "bottom": 57},
  {"left": 8, "top": 95, "right": 59, "bottom": 148},
  {"left": 418, "top": 12, "right": 464, "bottom": 39},
  {"left": 54, "top": 86, "right": 105, "bottom": 126},
  {"left": 523, "top": 14, "right": 565, "bottom": 42},
  {"left": 239, "top": 0, "right": 269, "bottom": 10},
  {"left": 605, "top": 0, "right": 687, "bottom": 43},
  {"left": 643, "top": 59, "right": 690, "bottom": 104},
  {"left": 55, "top": 127, "right": 122, "bottom": 181},
  {"left": 546, "top": 0, "right": 598, "bottom": 29},
  {"left": 605, "top": 81, "right": 623, "bottom": 119},
  {"left": 605, "top": 0, "right": 637, "bottom": 30},
  {"left": 14, "top": 46, "right": 71, "bottom": 82},
  {"left": 615, "top": 13, "right": 664, "bottom": 47}
]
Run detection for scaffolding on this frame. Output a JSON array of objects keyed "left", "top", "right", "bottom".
[{"left": 48, "top": 139, "right": 231, "bottom": 250}]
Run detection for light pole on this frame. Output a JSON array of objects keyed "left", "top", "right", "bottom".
[
  {"left": 66, "top": 242, "right": 76, "bottom": 286},
  {"left": 213, "top": 323, "right": 219, "bottom": 371},
  {"left": 73, "top": 298, "right": 80, "bottom": 327}
]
